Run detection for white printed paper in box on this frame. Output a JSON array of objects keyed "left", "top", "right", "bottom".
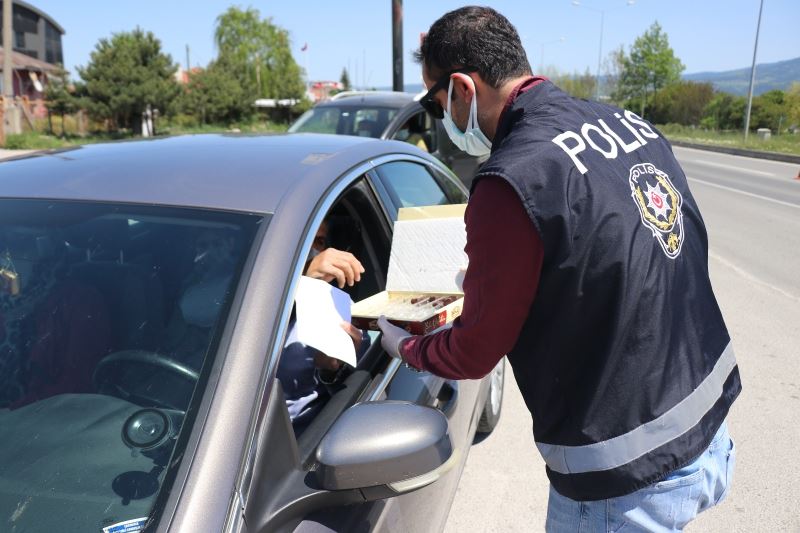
[{"left": 386, "top": 216, "right": 467, "bottom": 294}]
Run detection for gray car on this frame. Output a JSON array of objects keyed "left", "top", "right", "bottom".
[
  {"left": 0, "top": 134, "right": 505, "bottom": 533},
  {"left": 288, "top": 91, "right": 487, "bottom": 188}
]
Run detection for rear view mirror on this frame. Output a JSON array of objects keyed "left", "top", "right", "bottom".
[{"left": 315, "top": 401, "right": 456, "bottom": 497}]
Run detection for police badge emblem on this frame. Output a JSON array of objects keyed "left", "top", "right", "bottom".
[{"left": 628, "top": 163, "right": 684, "bottom": 258}]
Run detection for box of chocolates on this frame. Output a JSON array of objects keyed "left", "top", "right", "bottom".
[
  {"left": 351, "top": 204, "right": 467, "bottom": 335},
  {"left": 351, "top": 292, "right": 464, "bottom": 335}
]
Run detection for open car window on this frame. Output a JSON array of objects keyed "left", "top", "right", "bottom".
[
  {"left": 273, "top": 178, "right": 391, "bottom": 451},
  {"left": 0, "top": 199, "right": 262, "bottom": 532},
  {"left": 391, "top": 111, "right": 438, "bottom": 153}
]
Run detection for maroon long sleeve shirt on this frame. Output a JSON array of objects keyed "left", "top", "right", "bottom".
[
  {"left": 400, "top": 173, "right": 543, "bottom": 379},
  {"left": 399, "top": 77, "right": 548, "bottom": 378}
]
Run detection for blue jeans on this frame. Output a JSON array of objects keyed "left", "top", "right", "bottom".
[{"left": 545, "top": 422, "right": 736, "bottom": 532}]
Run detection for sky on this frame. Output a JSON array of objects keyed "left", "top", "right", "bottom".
[{"left": 30, "top": 0, "right": 800, "bottom": 90}]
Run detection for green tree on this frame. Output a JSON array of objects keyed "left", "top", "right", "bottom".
[
  {"left": 614, "top": 22, "right": 684, "bottom": 117},
  {"left": 602, "top": 45, "right": 626, "bottom": 105},
  {"left": 649, "top": 81, "right": 714, "bottom": 126},
  {"left": 179, "top": 62, "right": 250, "bottom": 124},
  {"left": 701, "top": 92, "right": 746, "bottom": 130},
  {"left": 78, "top": 28, "right": 179, "bottom": 133},
  {"left": 787, "top": 82, "right": 800, "bottom": 131},
  {"left": 340, "top": 67, "right": 352, "bottom": 91},
  {"left": 44, "top": 66, "right": 77, "bottom": 136},
  {"left": 554, "top": 68, "right": 597, "bottom": 100},
  {"left": 750, "top": 90, "right": 787, "bottom": 133},
  {"left": 214, "top": 6, "right": 305, "bottom": 103}
]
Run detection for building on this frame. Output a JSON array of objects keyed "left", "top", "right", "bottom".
[
  {"left": 0, "top": 0, "right": 63, "bottom": 64},
  {"left": 174, "top": 66, "right": 203, "bottom": 85},
  {"left": 308, "top": 80, "right": 343, "bottom": 102},
  {"left": 0, "top": 0, "right": 64, "bottom": 117}
]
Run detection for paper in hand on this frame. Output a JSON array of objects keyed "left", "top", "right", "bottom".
[{"left": 293, "top": 276, "right": 357, "bottom": 367}]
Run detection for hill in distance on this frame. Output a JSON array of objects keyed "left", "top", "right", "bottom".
[
  {"left": 380, "top": 57, "right": 799, "bottom": 96},
  {"left": 683, "top": 56, "right": 799, "bottom": 95}
]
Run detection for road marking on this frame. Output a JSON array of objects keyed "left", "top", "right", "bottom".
[
  {"left": 687, "top": 176, "right": 800, "bottom": 210},
  {"left": 673, "top": 145, "right": 800, "bottom": 170},
  {"left": 709, "top": 250, "right": 800, "bottom": 304},
  {"left": 683, "top": 158, "right": 775, "bottom": 177}
]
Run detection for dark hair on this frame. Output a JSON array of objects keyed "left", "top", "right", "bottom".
[{"left": 413, "top": 6, "right": 531, "bottom": 88}]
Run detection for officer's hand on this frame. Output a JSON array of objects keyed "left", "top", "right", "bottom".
[
  {"left": 377, "top": 316, "right": 412, "bottom": 362},
  {"left": 305, "top": 248, "right": 365, "bottom": 288}
]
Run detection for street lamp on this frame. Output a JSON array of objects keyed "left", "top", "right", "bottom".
[
  {"left": 743, "top": 0, "right": 765, "bottom": 142},
  {"left": 534, "top": 37, "right": 566, "bottom": 73},
  {"left": 572, "top": 0, "right": 636, "bottom": 100}
]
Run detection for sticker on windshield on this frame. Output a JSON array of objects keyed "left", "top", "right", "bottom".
[{"left": 102, "top": 517, "right": 148, "bottom": 533}]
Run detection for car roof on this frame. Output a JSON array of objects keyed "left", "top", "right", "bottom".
[
  {"left": 317, "top": 91, "right": 417, "bottom": 108},
  {"left": 0, "top": 133, "right": 430, "bottom": 214}
]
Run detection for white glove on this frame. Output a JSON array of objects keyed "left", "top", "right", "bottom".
[{"left": 377, "top": 315, "right": 412, "bottom": 362}]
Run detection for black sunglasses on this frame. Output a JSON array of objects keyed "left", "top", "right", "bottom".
[{"left": 419, "top": 68, "right": 476, "bottom": 120}]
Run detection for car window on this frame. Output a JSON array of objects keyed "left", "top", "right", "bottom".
[
  {"left": 432, "top": 167, "right": 469, "bottom": 203},
  {"left": 391, "top": 111, "right": 438, "bottom": 153},
  {"left": 0, "top": 199, "right": 262, "bottom": 532},
  {"left": 375, "top": 161, "right": 449, "bottom": 209},
  {"left": 290, "top": 105, "right": 399, "bottom": 138},
  {"left": 275, "top": 179, "right": 391, "bottom": 440},
  {"left": 288, "top": 107, "right": 340, "bottom": 134}
]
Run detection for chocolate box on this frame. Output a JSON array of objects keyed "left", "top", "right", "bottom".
[{"left": 351, "top": 204, "right": 467, "bottom": 334}]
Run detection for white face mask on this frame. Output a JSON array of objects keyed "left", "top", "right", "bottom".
[{"left": 441, "top": 77, "right": 492, "bottom": 157}]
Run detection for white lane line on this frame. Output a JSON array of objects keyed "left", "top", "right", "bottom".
[
  {"left": 673, "top": 145, "right": 800, "bottom": 170},
  {"left": 683, "top": 158, "right": 775, "bottom": 177},
  {"left": 687, "top": 176, "right": 800, "bottom": 210},
  {"left": 709, "top": 250, "right": 800, "bottom": 304}
]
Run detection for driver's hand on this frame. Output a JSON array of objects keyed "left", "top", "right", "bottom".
[
  {"left": 314, "top": 352, "right": 341, "bottom": 371},
  {"left": 313, "top": 322, "right": 364, "bottom": 371},
  {"left": 341, "top": 321, "right": 363, "bottom": 352},
  {"left": 305, "top": 248, "right": 364, "bottom": 288}
]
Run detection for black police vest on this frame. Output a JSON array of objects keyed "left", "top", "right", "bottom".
[{"left": 474, "top": 81, "right": 741, "bottom": 501}]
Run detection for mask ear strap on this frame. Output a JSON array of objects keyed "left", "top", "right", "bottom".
[
  {"left": 446, "top": 76, "right": 455, "bottom": 116},
  {"left": 468, "top": 79, "right": 479, "bottom": 130}
]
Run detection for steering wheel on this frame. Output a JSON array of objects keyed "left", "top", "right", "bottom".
[{"left": 93, "top": 350, "right": 200, "bottom": 409}]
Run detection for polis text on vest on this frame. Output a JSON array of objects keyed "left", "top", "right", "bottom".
[{"left": 552, "top": 110, "right": 658, "bottom": 174}]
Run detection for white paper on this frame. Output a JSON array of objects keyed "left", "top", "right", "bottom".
[
  {"left": 386, "top": 217, "right": 468, "bottom": 294},
  {"left": 293, "top": 276, "right": 357, "bottom": 367}
]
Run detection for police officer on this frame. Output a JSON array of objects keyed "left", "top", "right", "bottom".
[{"left": 377, "top": 6, "right": 740, "bottom": 532}]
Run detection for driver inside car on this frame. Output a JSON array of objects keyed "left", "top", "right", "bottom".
[{"left": 276, "top": 219, "right": 369, "bottom": 431}]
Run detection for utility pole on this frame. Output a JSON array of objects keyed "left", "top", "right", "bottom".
[
  {"left": 743, "top": 0, "right": 765, "bottom": 142},
  {"left": 2, "top": 0, "right": 21, "bottom": 142},
  {"left": 185, "top": 44, "right": 190, "bottom": 72},
  {"left": 572, "top": 0, "right": 635, "bottom": 101},
  {"left": 392, "top": 0, "right": 403, "bottom": 92}
]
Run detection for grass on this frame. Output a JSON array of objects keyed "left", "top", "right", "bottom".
[
  {"left": 657, "top": 124, "right": 800, "bottom": 157},
  {"left": 2, "top": 118, "right": 291, "bottom": 151}
]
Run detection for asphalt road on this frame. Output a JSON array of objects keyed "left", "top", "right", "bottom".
[{"left": 444, "top": 146, "right": 800, "bottom": 532}]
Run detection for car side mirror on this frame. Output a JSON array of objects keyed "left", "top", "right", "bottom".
[{"left": 315, "top": 401, "right": 457, "bottom": 499}]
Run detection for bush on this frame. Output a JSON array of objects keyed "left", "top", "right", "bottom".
[{"left": 4, "top": 132, "right": 71, "bottom": 150}]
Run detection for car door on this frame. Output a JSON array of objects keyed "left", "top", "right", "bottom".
[
  {"left": 362, "top": 158, "right": 484, "bottom": 532},
  {"left": 233, "top": 161, "right": 481, "bottom": 533}
]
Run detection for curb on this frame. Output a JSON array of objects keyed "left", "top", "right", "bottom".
[{"left": 670, "top": 140, "right": 800, "bottom": 165}]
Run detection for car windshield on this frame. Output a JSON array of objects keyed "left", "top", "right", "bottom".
[
  {"left": 289, "top": 105, "right": 400, "bottom": 138},
  {"left": 0, "top": 199, "right": 262, "bottom": 532}
]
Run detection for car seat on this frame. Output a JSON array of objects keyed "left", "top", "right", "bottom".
[
  {"left": 355, "top": 119, "right": 380, "bottom": 138},
  {"left": 63, "top": 219, "right": 165, "bottom": 352}
]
